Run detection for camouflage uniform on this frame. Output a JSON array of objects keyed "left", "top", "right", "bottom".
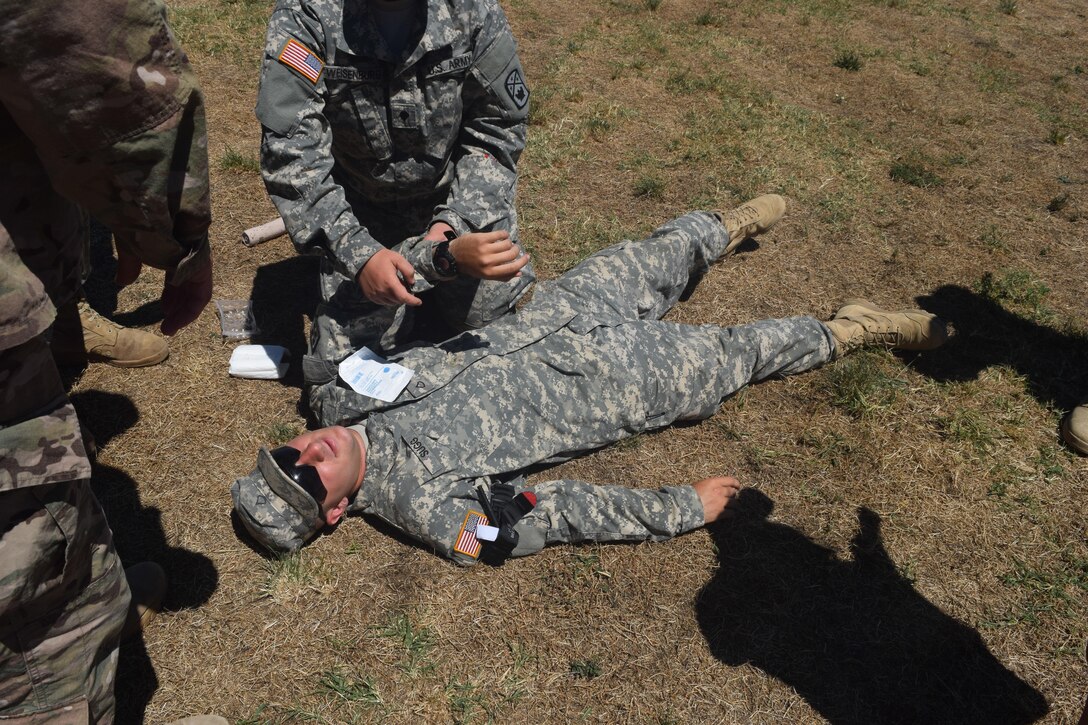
[
  {"left": 257, "top": 0, "right": 534, "bottom": 362},
  {"left": 0, "top": 0, "right": 210, "bottom": 719},
  {"left": 300, "top": 212, "right": 835, "bottom": 565}
]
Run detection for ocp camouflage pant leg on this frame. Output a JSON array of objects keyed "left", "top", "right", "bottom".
[
  {"left": 0, "top": 481, "right": 128, "bottom": 724},
  {"left": 0, "top": 106, "right": 85, "bottom": 314},
  {"left": 0, "top": 340, "right": 127, "bottom": 724}
]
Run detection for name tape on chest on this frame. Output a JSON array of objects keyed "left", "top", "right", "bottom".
[
  {"left": 324, "top": 65, "right": 383, "bottom": 83},
  {"left": 424, "top": 53, "right": 472, "bottom": 79},
  {"left": 278, "top": 38, "right": 324, "bottom": 84}
]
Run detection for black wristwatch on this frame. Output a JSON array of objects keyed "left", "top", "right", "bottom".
[{"left": 433, "top": 230, "right": 459, "bottom": 278}]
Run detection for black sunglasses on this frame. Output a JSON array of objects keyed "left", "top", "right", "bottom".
[{"left": 270, "top": 446, "right": 327, "bottom": 504}]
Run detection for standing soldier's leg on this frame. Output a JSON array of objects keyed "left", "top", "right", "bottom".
[
  {"left": 523, "top": 196, "right": 784, "bottom": 324},
  {"left": 0, "top": 99, "right": 127, "bottom": 725},
  {"left": 0, "top": 339, "right": 130, "bottom": 724}
]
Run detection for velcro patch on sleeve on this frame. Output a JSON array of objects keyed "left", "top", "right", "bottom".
[
  {"left": 453, "top": 510, "right": 490, "bottom": 559},
  {"left": 278, "top": 38, "right": 324, "bottom": 84},
  {"left": 503, "top": 68, "right": 529, "bottom": 109}
]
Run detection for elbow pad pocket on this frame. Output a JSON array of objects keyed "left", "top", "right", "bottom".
[{"left": 473, "top": 33, "right": 529, "bottom": 119}]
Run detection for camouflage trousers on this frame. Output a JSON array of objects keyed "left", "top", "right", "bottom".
[
  {"left": 0, "top": 339, "right": 129, "bottom": 724},
  {"left": 308, "top": 196, "right": 534, "bottom": 365}
]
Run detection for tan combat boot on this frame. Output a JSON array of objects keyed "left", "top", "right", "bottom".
[
  {"left": 824, "top": 299, "right": 948, "bottom": 358},
  {"left": 1061, "top": 404, "right": 1088, "bottom": 456},
  {"left": 717, "top": 194, "right": 787, "bottom": 254},
  {"left": 76, "top": 300, "right": 169, "bottom": 367},
  {"left": 121, "top": 561, "right": 167, "bottom": 642}
]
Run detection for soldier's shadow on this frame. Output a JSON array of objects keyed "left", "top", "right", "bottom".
[
  {"left": 83, "top": 220, "right": 161, "bottom": 327},
  {"left": 71, "top": 390, "right": 219, "bottom": 725},
  {"left": 912, "top": 284, "right": 1088, "bottom": 412},
  {"left": 247, "top": 255, "right": 322, "bottom": 391},
  {"left": 696, "top": 490, "right": 1048, "bottom": 725}
]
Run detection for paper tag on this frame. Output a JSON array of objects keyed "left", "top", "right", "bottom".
[
  {"left": 475, "top": 524, "right": 500, "bottom": 542},
  {"left": 338, "top": 347, "right": 414, "bottom": 402}
]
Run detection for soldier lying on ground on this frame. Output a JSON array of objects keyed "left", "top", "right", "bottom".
[{"left": 232, "top": 196, "right": 948, "bottom": 565}]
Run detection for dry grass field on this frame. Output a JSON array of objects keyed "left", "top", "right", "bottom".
[{"left": 70, "top": 0, "right": 1086, "bottom": 721}]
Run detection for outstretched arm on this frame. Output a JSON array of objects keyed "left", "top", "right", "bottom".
[
  {"left": 378, "top": 476, "right": 739, "bottom": 567},
  {"left": 509, "top": 477, "right": 740, "bottom": 558}
]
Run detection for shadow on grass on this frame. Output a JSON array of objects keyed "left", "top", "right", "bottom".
[
  {"left": 697, "top": 490, "right": 1048, "bottom": 725},
  {"left": 913, "top": 284, "right": 1088, "bottom": 412},
  {"left": 71, "top": 390, "right": 219, "bottom": 724},
  {"left": 82, "top": 220, "right": 163, "bottom": 327},
  {"left": 245, "top": 255, "right": 321, "bottom": 391}
]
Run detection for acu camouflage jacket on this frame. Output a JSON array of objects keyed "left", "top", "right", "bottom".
[{"left": 257, "top": 0, "right": 530, "bottom": 280}]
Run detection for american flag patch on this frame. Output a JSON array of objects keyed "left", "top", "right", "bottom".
[
  {"left": 453, "top": 510, "right": 489, "bottom": 559},
  {"left": 278, "top": 38, "right": 324, "bottom": 84}
]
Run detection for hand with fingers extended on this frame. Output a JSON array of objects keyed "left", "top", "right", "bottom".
[
  {"left": 116, "top": 247, "right": 213, "bottom": 336},
  {"left": 693, "top": 476, "right": 742, "bottom": 524},
  {"left": 356, "top": 247, "right": 423, "bottom": 307},
  {"left": 448, "top": 230, "right": 530, "bottom": 281}
]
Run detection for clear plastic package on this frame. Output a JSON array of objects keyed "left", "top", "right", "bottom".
[{"left": 215, "top": 299, "right": 259, "bottom": 339}]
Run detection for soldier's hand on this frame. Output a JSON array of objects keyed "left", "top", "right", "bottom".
[
  {"left": 115, "top": 247, "right": 143, "bottom": 288},
  {"left": 116, "top": 248, "right": 213, "bottom": 336},
  {"left": 161, "top": 255, "right": 213, "bottom": 336},
  {"left": 693, "top": 476, "right": 741, "bottom": 524},
  {"left": 357, "top": 248, "right": 422, "bottom": 307},
  {"left": 449, "top": 231, "right": 529, "bottom": 281}
]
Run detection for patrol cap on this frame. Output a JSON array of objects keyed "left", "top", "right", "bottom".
[{"left": 230, "top": 447, "right": 325, "bottom": 552}]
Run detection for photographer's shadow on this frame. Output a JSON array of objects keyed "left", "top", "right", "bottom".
[
  {"left": 71, "top": 390, "right": 218, "bottom": 724},
  {"left": 696, "top": 490, "right": 1048, "bottom": 725},
  {"left": 913, "top": 285, "right": 1088, "bottom": 412}
]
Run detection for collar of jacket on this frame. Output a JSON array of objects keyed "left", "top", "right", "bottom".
[{"left": 336, "top": 0, "right": 460, "bottom": 71}]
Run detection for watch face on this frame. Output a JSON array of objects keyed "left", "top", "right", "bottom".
[{"left": 435, "top": 242, "right": 457, "bottom": 276}]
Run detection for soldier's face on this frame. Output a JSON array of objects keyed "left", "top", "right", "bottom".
[{"left": 284, "top": 426, "right": 367, "bottom": 515}]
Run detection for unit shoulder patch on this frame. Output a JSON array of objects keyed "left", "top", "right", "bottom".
[
  {"left": 504, "top": 68, "right": 529, "bottom": 109},
  {"left": 278, "top": 38, "right": 324, "bottom": 84}
]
